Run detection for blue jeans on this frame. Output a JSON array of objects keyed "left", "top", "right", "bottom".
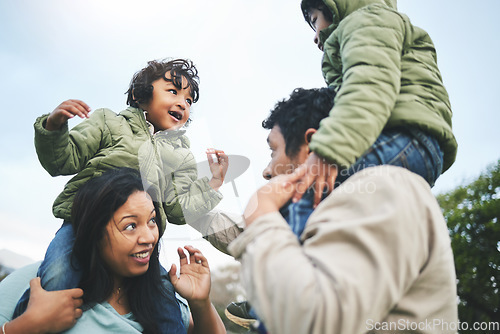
[
  {"left": 282, "top": 128, "right": 444, "bottom": 241},
  {"left": 336, "top": 127, "right": 443, "bottom": 187},
  {"left": 14, "top": 221, "right": 186, "bottom": 333},
  {"left": 279, "top": 189, "right": 316, "bottom": 240}
]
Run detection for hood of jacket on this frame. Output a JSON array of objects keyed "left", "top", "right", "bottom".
[{"left": 322, "top": 0, "right": 397, "bottom": 25}]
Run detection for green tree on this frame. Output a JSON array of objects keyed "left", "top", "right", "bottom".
[{"left": 437, "top": 159, "right": 500, "bottom": 330}]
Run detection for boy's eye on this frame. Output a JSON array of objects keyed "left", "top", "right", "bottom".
[
  {"left": 310, "top": 17, "right": 317, "bottom": 30},
  {"left": 169, "top": 89, "right": 177, "bottom": 94},
  {"left": 149, "top": 217, "right": 157, "bottom": 225},
  {"left": 186, "top": 98, "right": 193, "bottom": 106}
]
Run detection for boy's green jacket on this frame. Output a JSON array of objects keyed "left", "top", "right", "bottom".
[
  {"left": 310, "top": 0, "right": 457, "bottom": 171},
  {"left": 34, "top": 107, "right": 222, "bottom": 233}
]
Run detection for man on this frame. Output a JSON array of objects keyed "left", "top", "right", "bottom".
[
  {"left": 228, "top": 167, "right": 458, "bottom": 333},
  {"left": 225, "top": 87, "right": 336, "bottom": 329}
]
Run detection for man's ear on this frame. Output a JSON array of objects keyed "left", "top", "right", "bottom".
[{"left": 304, "top": 128, "right": 317, "bottom": 145}]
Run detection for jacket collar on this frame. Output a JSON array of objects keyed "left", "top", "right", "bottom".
[{"left": 122, "top": 106, "right": 187, "bottom": 138}]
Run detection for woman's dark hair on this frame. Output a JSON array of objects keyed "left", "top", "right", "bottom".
[
  {"left": 262, "top": 87, "right": 336, "bottom": 158},
  {"left": 71, "top": 167, "right": 166, "bottom": 334},
  {"left": 300, "top": 0, "right": 334, "bottom": 28},
  {"left": 126, "top": 58, "right": 199, "bottom": 126}
]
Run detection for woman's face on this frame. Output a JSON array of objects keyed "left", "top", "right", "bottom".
[{"left": 100, "top": 191, "right": 159, "bottom": 279}]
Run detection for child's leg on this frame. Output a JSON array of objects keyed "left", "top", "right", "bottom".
[
  {"left": 336, "top": 128, "right": 444, "bottom": 186},
  {"left": 13, "top": 221, "right": 81, "bottom": 317},
  {"left": 155, "top": 265, "right": 189, "bottom": 333},
  {"left": 280, "top": 189, "right": 316, "bottom": 239}
]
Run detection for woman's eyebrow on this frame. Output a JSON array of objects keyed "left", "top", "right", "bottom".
[
  {"left": 118, "top": 215, "right": 137, "bottom": 223},
  {"left": 118, "top": 208, "right": 155, "bottom": 222}
]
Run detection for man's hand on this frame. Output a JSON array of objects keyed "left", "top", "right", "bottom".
[{"left": 243, "top": 173, "right": 297, "bottom": 226}]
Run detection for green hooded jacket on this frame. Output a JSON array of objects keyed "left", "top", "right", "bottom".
[
  {"left": 34, "top": 107, "right": 222, "bottom": 233},
  {"left": 310, "top": 0, "right": 457, "bottom": 172}
]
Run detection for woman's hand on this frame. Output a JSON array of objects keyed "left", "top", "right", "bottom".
[
  {"left": 168, "top": 245, "right": 211, "bottom": 303},
  {"left": 45, "top": 99, "right": 91, "bottom": 131},
  {"left": 207, "top": 148, "right": 229, "bottom": 191},
  {"left": 169, "top": 246, "right": 226, "bottom": 334},
  {"left": 5, "top": 277, "right": 83, "bottom": 334}
]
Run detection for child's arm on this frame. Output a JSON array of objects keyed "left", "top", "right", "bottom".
[
  {"left": 44, "top": 99, "right": 91, "bottom": 131},
  {"left": 168, "top": 246, "right": 226, "bottom": 334},
  {"left": 206, "top": 148, "right": 228, "bottom": 191},
  {"left": 35, "top": 103, "right": 108, "bottom": 176},
  {"left": 162, "top": 149, "right": 227, "bottom": 225},
  {"left": 293, "top": 10, "right": 407, "bottom": 205},
  {"left": 312, "top": 9, "right": 404, "bottom": 169},
  {"left": 188, "top": 210, "right": 245, "bottom": 255}
]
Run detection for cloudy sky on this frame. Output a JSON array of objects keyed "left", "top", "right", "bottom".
[{"left": 1, "top": 0, "right": 499, "bottom": 270}]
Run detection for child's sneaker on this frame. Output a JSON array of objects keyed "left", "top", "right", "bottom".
[{"left": 224, "top": 301, "right": 257, "bottom": 329}]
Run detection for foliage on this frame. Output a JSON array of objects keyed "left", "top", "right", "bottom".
[{"left": 437, "top": 159, "right": 500, "bottom": 329}]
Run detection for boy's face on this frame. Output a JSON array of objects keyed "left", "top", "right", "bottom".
[
  {"left": 262, "top": 125, "right": 310, "bottom": 180},
  {"left": 309, "top": 9, "right": 332, "bottom": 51},
  {"left": 142, "top": 73, "right": 192, "bottom": 132}
]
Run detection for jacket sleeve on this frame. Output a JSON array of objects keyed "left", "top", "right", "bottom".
[
  {"left": 188, "top": 210, "right": 244, "bottom": 255},
  {"left": 310, "top": 7, "right": 405, "bottom": 168},
  {"left": 162, "top": 151, "right": 223, "bottom": 225},
  {"left": 228, "top": 167, "right": 444, "bottom": 334},
  {"left": 34, "top": 110, "right": 106, "bottom": 176}
]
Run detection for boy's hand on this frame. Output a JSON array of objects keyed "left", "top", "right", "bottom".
[
  {"left": 288, "top": 153, "right": 338, "bottom": 207},
  {"left": 45, "top": 99, "right": 91, "bottom": 131},
  {"left": 168, "top": 246, "right": 211, "bottom": 303},
  {"left": 206, "top": 148, "right": 228, "bottom": 191}
]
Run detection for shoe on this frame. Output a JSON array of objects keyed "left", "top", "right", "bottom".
[{"left": 225, "top": 301, "right": 257, "bottom": 329}]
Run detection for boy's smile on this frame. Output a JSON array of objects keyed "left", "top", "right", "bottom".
[{"left": 142, "top": 73, "right": 193, "bottom": 132}]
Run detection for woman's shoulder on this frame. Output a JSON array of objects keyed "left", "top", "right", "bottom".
[
  {"left": 0, "top": 262, "right": 41, "bottom": 325},
  {"left": 64, "top": 303, "right": 143, "bottom": 333},
  {"left": 0, "top": 263, "right": 144, "bottom": 333}
]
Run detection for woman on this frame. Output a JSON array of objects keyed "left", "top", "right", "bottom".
[{"left": 1, "top": 168, "right": 225, "bottom": 333}]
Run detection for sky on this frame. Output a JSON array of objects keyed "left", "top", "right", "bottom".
[{"left": 1, "top": 0, "right": 499, "bottom": 270}]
